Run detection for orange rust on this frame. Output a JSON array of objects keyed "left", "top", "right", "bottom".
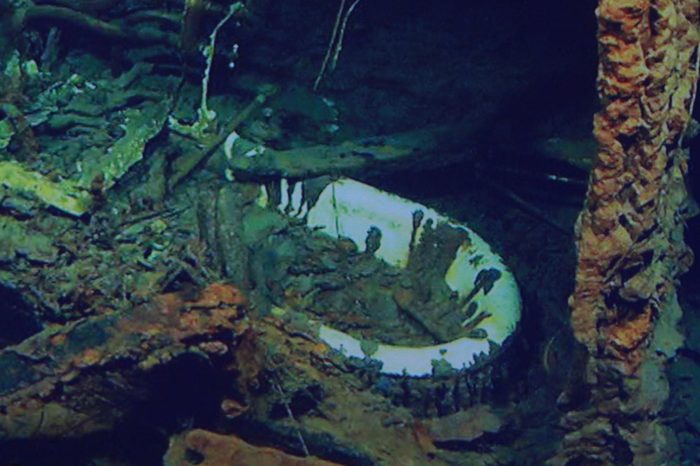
[
  {"left": 312, "top": 342, "right": 330, "bottom": 355},
  {"left": 179, "top": 429, "right": 343, "bottom": 466},
  {"left": 555, "top": 0, "right": 698, "bottom": 463},
  {"left": 605, "top": 307, "right": 654, "bottom": 353},
  {"left": 189, "top": 283, "right": 247, "bottom": 309},
  {"left": 179, "top": 312, "right": 203, "bottom": 330},
  {"left": 74, "top": 348, "right": 103, "bottom": 367},
  {"left": 570, "top": 0, "right": 696, "bottom": 364},
  {"left": 50, "top": 333, "right": 67, "bottom": 346},
  {"left": 413, "top": 420, "right": 437, "bottom": 456},
  {"left": 159, "top": 291, "right": 184, "bottom": 315}
]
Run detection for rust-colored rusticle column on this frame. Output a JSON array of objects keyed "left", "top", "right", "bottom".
[{"left": 552, "top": 1, "right": 699, "bottom": 465}]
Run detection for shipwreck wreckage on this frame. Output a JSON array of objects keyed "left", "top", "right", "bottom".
[{"left": 0, "top": 0, "right": 698, "bottom": 464}]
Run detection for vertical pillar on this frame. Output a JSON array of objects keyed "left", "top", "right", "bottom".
[{"left": 553, "top": 1, "right": 698, "bottom": 464}]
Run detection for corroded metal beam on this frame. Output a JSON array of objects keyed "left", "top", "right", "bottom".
[
  {"left": 554, "top": 0, "right": 699, "bottom": 464},
  {"left": 0, "top": 284, "right": 246, "bottom": 439}
]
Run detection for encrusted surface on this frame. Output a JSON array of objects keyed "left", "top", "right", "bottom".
[
  {"left": 0, "top": 284, "right": 246, "bottom": 439},
  {"left": 164, "top": 429, "right": 343, "bottom": 466},
  {"left": 558, "top": 0, "right": 699, "bottom": 464}
]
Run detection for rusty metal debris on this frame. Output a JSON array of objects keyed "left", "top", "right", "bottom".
[
  {"left": 0, "top": 284, "right": 246, "bottom": 439},
  {"left": 164, "top": 429, "right": 343, "bottom": 466}
]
